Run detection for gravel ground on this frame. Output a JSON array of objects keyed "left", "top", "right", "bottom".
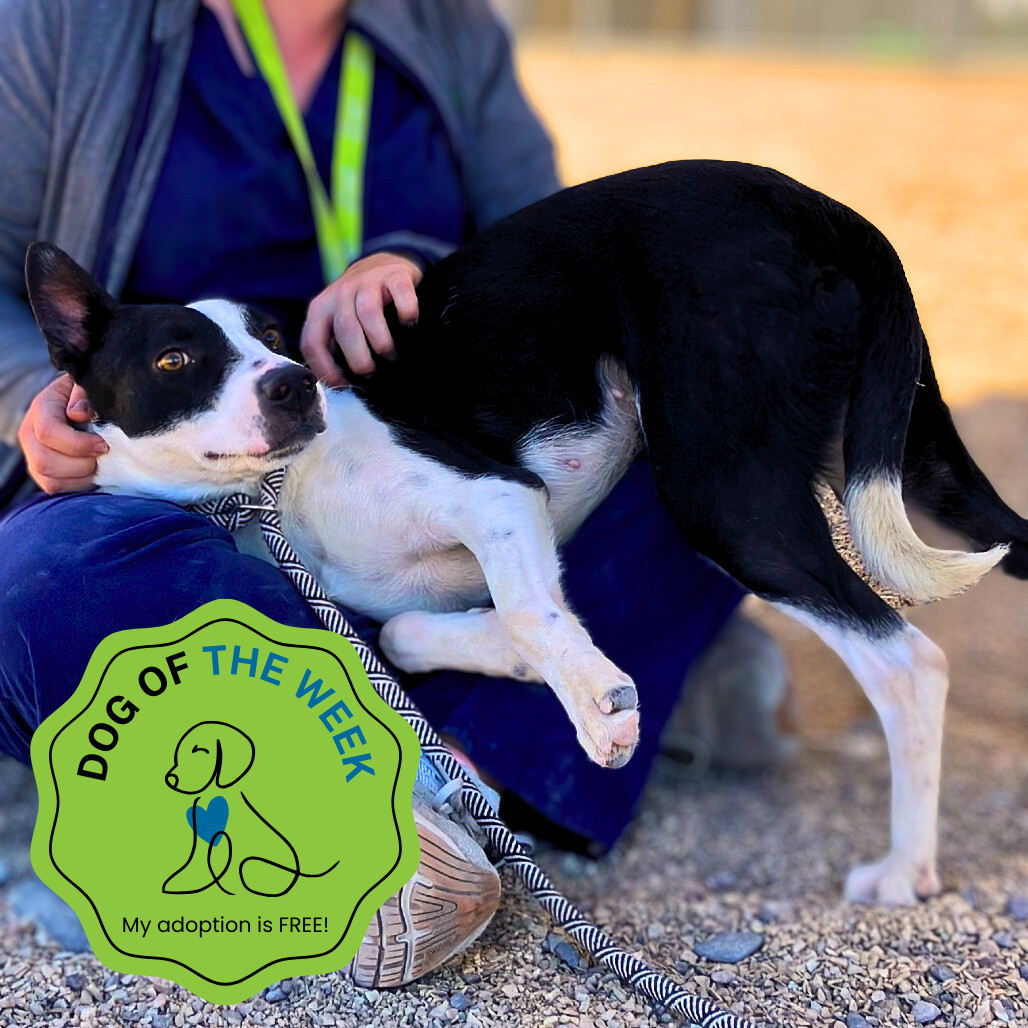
[{"left": 1, "top": 397, "right": 1025, "bottom": 1026}]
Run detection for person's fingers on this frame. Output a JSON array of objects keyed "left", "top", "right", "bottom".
[
  {"left": 34, "top": 401, "right": 107, "bottom": 459},
  {"left": 300, "top": 297, "right": 348, "bottom": 387},
  {"left": 28, "top": 377, "right": 106, "bottom": 458},
  {"left": 18, "top": 429, "right": 99, "bottom": 493},
  {"left": 66, "top": 383, "right": 93, "bottom": 422},
  {"left": 356, "top": 286, "right": 396, "bottom": 360},
  {"left": 387, "top": 273, "right": 419, "bottom": 327},
  {"left": 333, "top": 291, "right": 376, "bottom": 377}
]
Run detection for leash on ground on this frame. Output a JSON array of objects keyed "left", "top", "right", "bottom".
[{"left": 190, "top": 467, "right": 759, "bottom": 1028}]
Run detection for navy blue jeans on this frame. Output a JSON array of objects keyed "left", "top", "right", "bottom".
[{"left": 0, "top": 457, "right": 742, "bottom": 849}]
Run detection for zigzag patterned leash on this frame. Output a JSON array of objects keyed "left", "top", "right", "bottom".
[{"left": 191, "top": 467, "right": 759, "bottom": 1028}]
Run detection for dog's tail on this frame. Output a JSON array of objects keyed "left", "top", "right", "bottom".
[
  {"left": 901, "top": 345, "right": 1028, "bottom": 580},
  {"left": 841, "top": 229, "right": 1012, "bottom": 603}
]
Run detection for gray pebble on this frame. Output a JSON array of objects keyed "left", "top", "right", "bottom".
[
  {"left": 462, "top": 972, "right": 481, "bottom": 985},
  {"left": 450, "top": 994, "right": 470, "bottom": 1012},
  {"left": 1007, "top": 895, "right": 1028, "bottom": 921},
  {"left": 693, "top": 931, "right": 764, "bottom": 963},
  {"left": 1020, "top": 965, "right": 1028, "bottom": 982},
  {"left": 912, "top": 1001, "right": 942, "bottom": 1024},
  {"left": 705, "top": 870, "right": 738, "bottom": 892},
  {"left": 711, "top": 969, "right": 736, "bottom": 985},
  {"left": 553, "top": 940, "right": 583, "bottom": 970},
  {"left": 9, "top": 878, "right": 90, "bottom": 952},
  {"left": 265, "top": 987, "right": 286, "bottom": 1003},
  {"left": 120, "top": 1010, "right": 143, "bottom": 1024},
  {"left": 928, "top": 964, "right": 955, "bottom": 983},
  {"left": 845, "top": 1014, "right": 872, "bottom": 1028},
  {"left": 152, "top": 1017, "right": 172, "bottom": 1028},
  {"left": 994, "top": 931, "right": 1015, "bottom": 949},
  {"left": 65, "top": 972, "right": 85, "bottom": 992}
]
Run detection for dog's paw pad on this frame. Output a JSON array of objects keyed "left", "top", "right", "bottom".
[{"left": 598, "top": 683, "right": 638, "bottom": 714}]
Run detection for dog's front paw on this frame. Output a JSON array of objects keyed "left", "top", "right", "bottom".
[
  {"left": 576, "top": 684, "right": 640, "bottom": 769},
  {"left": 844, "top": 858, "right": 941, "bottom": 905}
]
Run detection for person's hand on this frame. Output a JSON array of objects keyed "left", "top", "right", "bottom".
[
  {"left": 300, "top": 251, "right": 422, "bottom": 388},
  {"left": 17, "top": 374, "right": 107, "bottom": 493}
]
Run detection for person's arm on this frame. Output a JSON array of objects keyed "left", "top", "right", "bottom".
[
  {"left": 301, "top": 2, "right": 560, "bottom": 385},
  {"left": 451, "top": 0, "right": 561, "bottom": 231},
  {"left": 0, "top": 0, "right": 63, "bottom": 448},
  {"left": 0, "top": 0, "right": 107, "bottom": 490}
]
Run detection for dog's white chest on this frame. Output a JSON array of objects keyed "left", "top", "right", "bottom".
[
  {"left": 271, "top": 376, "right": 641, "bottom": 623},
  {"left": 277, "top": 394, "right": 490, "bottom": 620}
]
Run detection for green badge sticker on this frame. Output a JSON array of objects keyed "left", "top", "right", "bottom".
[{"left": 30, "top": 599, "right": 421, "bottom": 1003}]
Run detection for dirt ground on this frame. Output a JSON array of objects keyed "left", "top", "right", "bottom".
[{"left": 1, "top": 46, "right": 1026, "bottom": 1028}]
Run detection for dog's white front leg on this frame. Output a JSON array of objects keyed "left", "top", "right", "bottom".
[
  {"left": 445, "top": 479, "right": 640, "bottom": 768},
  {"left": 381, "top": 608, "right": 544, "bottom": 682}
]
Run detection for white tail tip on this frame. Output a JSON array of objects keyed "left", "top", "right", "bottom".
[{"left": 846, "top": 476, "right": 1008, "bottom": 604}]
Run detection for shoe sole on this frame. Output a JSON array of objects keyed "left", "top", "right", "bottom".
[{"left": 351, "top": 806, "right": 501, "bottom": 988}]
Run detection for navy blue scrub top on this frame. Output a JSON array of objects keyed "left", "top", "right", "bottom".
[{"left": 123, "top": 8, "right": 469, "bottom": 340}]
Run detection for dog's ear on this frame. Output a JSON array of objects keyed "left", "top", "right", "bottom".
[
  {"left": 214, "top": 726, "right": 256, "bottom": 788},
  {"left": 25, "top": 242, "right": 117, "bottom": 378}
]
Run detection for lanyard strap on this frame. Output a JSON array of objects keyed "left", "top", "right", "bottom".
[{"left": 230, "top": 0, "right": 374, "bottom": 283}]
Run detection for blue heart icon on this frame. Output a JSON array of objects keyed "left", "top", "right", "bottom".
[{"left": 186, "top": 795, "right": 229, "bottom": 846}]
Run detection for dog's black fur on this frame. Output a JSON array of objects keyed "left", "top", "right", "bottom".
[{"left": 348, "top": 160, "right": 1026, "bottom": 625}]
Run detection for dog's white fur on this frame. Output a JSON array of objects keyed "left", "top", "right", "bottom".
[{"left": 846, "top": 475, "right": 1007, "bottom": 603}]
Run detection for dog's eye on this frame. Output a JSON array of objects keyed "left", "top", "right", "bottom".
[
  {"left": 156, "top": 350, "right": 190, "bottom": 372},
  {"left": 191, "top": 745, "right": 209, "bottom": 755},
  {"left": 263, "top": 328, "right": 282, "bottom": 352}
]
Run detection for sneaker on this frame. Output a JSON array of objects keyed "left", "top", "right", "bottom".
[
  {"left": 661, "top": 610, "right": 797, "bottom": 771},
  {"left": 350, "top": 778, "right": 501, "bottom": 987}
]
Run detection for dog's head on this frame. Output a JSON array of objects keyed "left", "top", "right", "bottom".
[
  {"left": 165, "top": 721, "right": 256, "bottom": 794},
  {"left": 25, "top": 243, "right": 326, "bottom": 502}
]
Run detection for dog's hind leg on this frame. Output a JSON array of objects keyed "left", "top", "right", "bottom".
[
  {"left": 772, "top": 606, "right": 947, "bottom": 904},
  {"left": 675, "top": 486, "right": 948, "bottom": 904},
  {"left": 380, "top": 608, "right": 544, "bottom": 684}
]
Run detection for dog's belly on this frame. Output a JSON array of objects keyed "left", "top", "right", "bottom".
[{"left": 521, "top": 357, "right": 643, "bottom": 542}]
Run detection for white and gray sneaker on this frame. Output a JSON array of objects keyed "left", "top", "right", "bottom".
[{"left": 350, "top": 760, "right": 502, "bottom": 988}]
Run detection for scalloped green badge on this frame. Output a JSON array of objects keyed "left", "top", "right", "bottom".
[{"left": 30, "top": 599, "right": 420, "bottom": 1003}]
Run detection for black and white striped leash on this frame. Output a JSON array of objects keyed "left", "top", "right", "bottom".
[{"left": 191, "top": 468, "right": 759, "bottom": 1028}]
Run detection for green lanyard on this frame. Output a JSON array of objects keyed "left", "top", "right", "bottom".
[{"left": 230, "top": 0, "right": 374, "bottom": 284}]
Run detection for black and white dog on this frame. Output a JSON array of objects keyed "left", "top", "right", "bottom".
[{"left": 26, "top": 161, "right": 1027, "bottom": 905}]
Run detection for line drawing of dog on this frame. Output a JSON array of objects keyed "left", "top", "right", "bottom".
[
  {"left": 25, "top": 160, "right": 1028, "bottom": 906},
  {"left": 162, "top": 721, "right": 337, "bottom": 897}
]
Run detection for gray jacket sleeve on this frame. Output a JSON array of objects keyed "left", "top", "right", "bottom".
[
  {"left": 0, "top": 0, "right": 61, "bottom": 446},
  {"left": 453, "top": 0, "right": 561, "bottom": 231}
]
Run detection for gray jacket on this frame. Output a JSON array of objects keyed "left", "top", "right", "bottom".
[{"left": 0, "top": 0, "right": 559, "bottom": 447}]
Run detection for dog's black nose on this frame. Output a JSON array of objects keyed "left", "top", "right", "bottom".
[
  {"left": 165, "top": 772, "right": 178, "bottom": 789},
  {"left": 258, "top": 366, "right": 317, "bottom": 413}
]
